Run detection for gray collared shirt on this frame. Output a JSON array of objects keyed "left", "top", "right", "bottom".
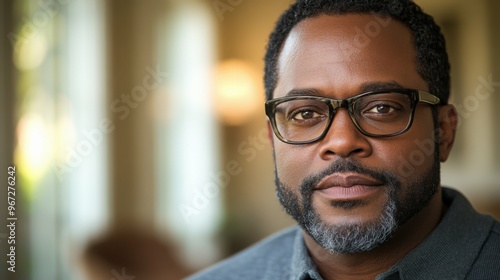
[{"left": 188, "top": 188, "right": 500, "bottom": 279}]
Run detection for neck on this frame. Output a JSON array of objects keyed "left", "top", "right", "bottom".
[{"left": 303, "top": 190, "right": 446, "bottom": 280}]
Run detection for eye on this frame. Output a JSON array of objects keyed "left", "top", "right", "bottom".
[
  {"left": 290, "top": 109, "right": 323, "bottom": 121},
  {"left": 367, "top": 104, "right": 396, "bottom": 114}
]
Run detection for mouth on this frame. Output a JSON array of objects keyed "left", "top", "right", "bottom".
[{"left": 314, "top": 173, "right": 384, "bottom": 200}]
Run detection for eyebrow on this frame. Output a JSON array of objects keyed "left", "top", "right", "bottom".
[
  {"left": 285, "top": 88, "right": 323, "bottom": 97},
  {"left": 284, "top": 81, "right": 406, "bottom": 97}
]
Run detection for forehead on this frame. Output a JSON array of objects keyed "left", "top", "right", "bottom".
[{"left": 274, "top": 14, "right": 427, "bottom": 99}]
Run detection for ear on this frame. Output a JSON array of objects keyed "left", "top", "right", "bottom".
[{"left": 438, "top": 105, "right": 458, "bottom": 162}]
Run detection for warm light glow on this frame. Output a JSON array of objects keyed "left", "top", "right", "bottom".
[
  {"left": 15, "top": 113, "right": 53, "bottom": 195},
  {"left": 13, "top": 30, "right": 48, "bottom": 71},
  {"left": 213, "top": 59, "right": 263, "bottom": 125}
]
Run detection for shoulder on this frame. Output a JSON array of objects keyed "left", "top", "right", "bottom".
[
  {"left": 478, "top": 217, "right": 500, "bottom": 256},
  {"left": 187, "top": 227, "right": 299, "bottom": 280},
  {"left": 478, "top": 219, "right": 500, "bottom": 256},
  {"left": 466, "top": 218, "right": 500, "bottom": 279}
]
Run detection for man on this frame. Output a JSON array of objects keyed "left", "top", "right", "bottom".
[{"left": 189, "top": 0, "right": 500, "bottom": 279}]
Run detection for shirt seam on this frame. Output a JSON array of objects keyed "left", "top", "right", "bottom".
[{"left": 462, "top": 219, "right": 497, "bottom": 279}]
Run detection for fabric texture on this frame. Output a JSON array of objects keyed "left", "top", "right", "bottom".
[{"left": 187, "top": 188, "right": 500, "bottom": 280}]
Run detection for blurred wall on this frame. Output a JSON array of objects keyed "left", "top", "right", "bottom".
[
  {"left": 216, "top": 0, "right": 296, "bottom": 253},
  {"left": 106, "top": 0, "right": 165, "bottom": 231}
]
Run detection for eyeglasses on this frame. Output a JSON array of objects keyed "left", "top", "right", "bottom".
[{"left": 265, "top": 88, "right": 441, "bottom": 145}]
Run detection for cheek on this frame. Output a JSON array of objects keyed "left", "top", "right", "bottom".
[
  {"left": 399, "top": 141, "right": 436, "bottom": 180},
  {"left": 274, "top": 141, "right": 314, "bottom": 188},
  {"left": 374, "top": 115, "right": 437, "bottom": 179}
]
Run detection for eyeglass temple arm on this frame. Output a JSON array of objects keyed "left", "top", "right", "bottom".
[{"left": 418, "top": 91, "right": 441, "bottom": 105}]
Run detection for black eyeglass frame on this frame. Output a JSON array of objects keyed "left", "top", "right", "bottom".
[{"left": 265, "top": 88, "right": 441, "bottom": 145}]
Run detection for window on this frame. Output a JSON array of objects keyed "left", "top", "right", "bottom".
[
  {"left": 154, "top": 1, "right": 223, "bottom": 269},
  {"left": 11, "top": 0, "right": 107, "bottom": 279}
]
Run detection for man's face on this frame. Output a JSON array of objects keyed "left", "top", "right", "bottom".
[{"left": 271, "top": 14, "right": 442, "bottom": 253}]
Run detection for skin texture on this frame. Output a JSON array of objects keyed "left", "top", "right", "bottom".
[{"left": 269, "top": 14, "right": 458, "bottom": 280}]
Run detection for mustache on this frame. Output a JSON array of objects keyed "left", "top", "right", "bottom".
[{"left": 299, "top": 160, "right": 400, "bottom": 197}]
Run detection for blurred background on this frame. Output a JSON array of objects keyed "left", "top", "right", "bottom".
[{"left": 0, "top": 0, "right": 499, "bottom": 279}]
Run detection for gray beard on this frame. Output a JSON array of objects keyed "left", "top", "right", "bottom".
[
  {"left": 275, "top": 159, "right": 440, "bottom": 254},
  {"left": 305, "top": 193, "right": 397, "bottom": 254}
]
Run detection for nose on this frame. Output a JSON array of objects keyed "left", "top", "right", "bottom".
[{"left": 318, "top": 108, "right": 372, "bottom": 160}]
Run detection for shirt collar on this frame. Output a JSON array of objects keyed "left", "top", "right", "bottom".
[
  {"left": 290, "top": 188, "right": 495, "bottom": 280},
  {"left": 291, "top": 228, "right": 322, "bottom": 280}
]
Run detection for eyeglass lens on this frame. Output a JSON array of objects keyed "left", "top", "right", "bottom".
[{"left": 273, "top": 92, "right": 413, "bottom": 142}]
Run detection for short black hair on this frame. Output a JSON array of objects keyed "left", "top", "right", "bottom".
[{"left": 264, "top": 0, "right": 450, "bottom": 103}]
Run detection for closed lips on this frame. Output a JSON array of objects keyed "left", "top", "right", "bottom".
[{"left": 315, "top": 173, "right": 383, "bottom": 190}]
